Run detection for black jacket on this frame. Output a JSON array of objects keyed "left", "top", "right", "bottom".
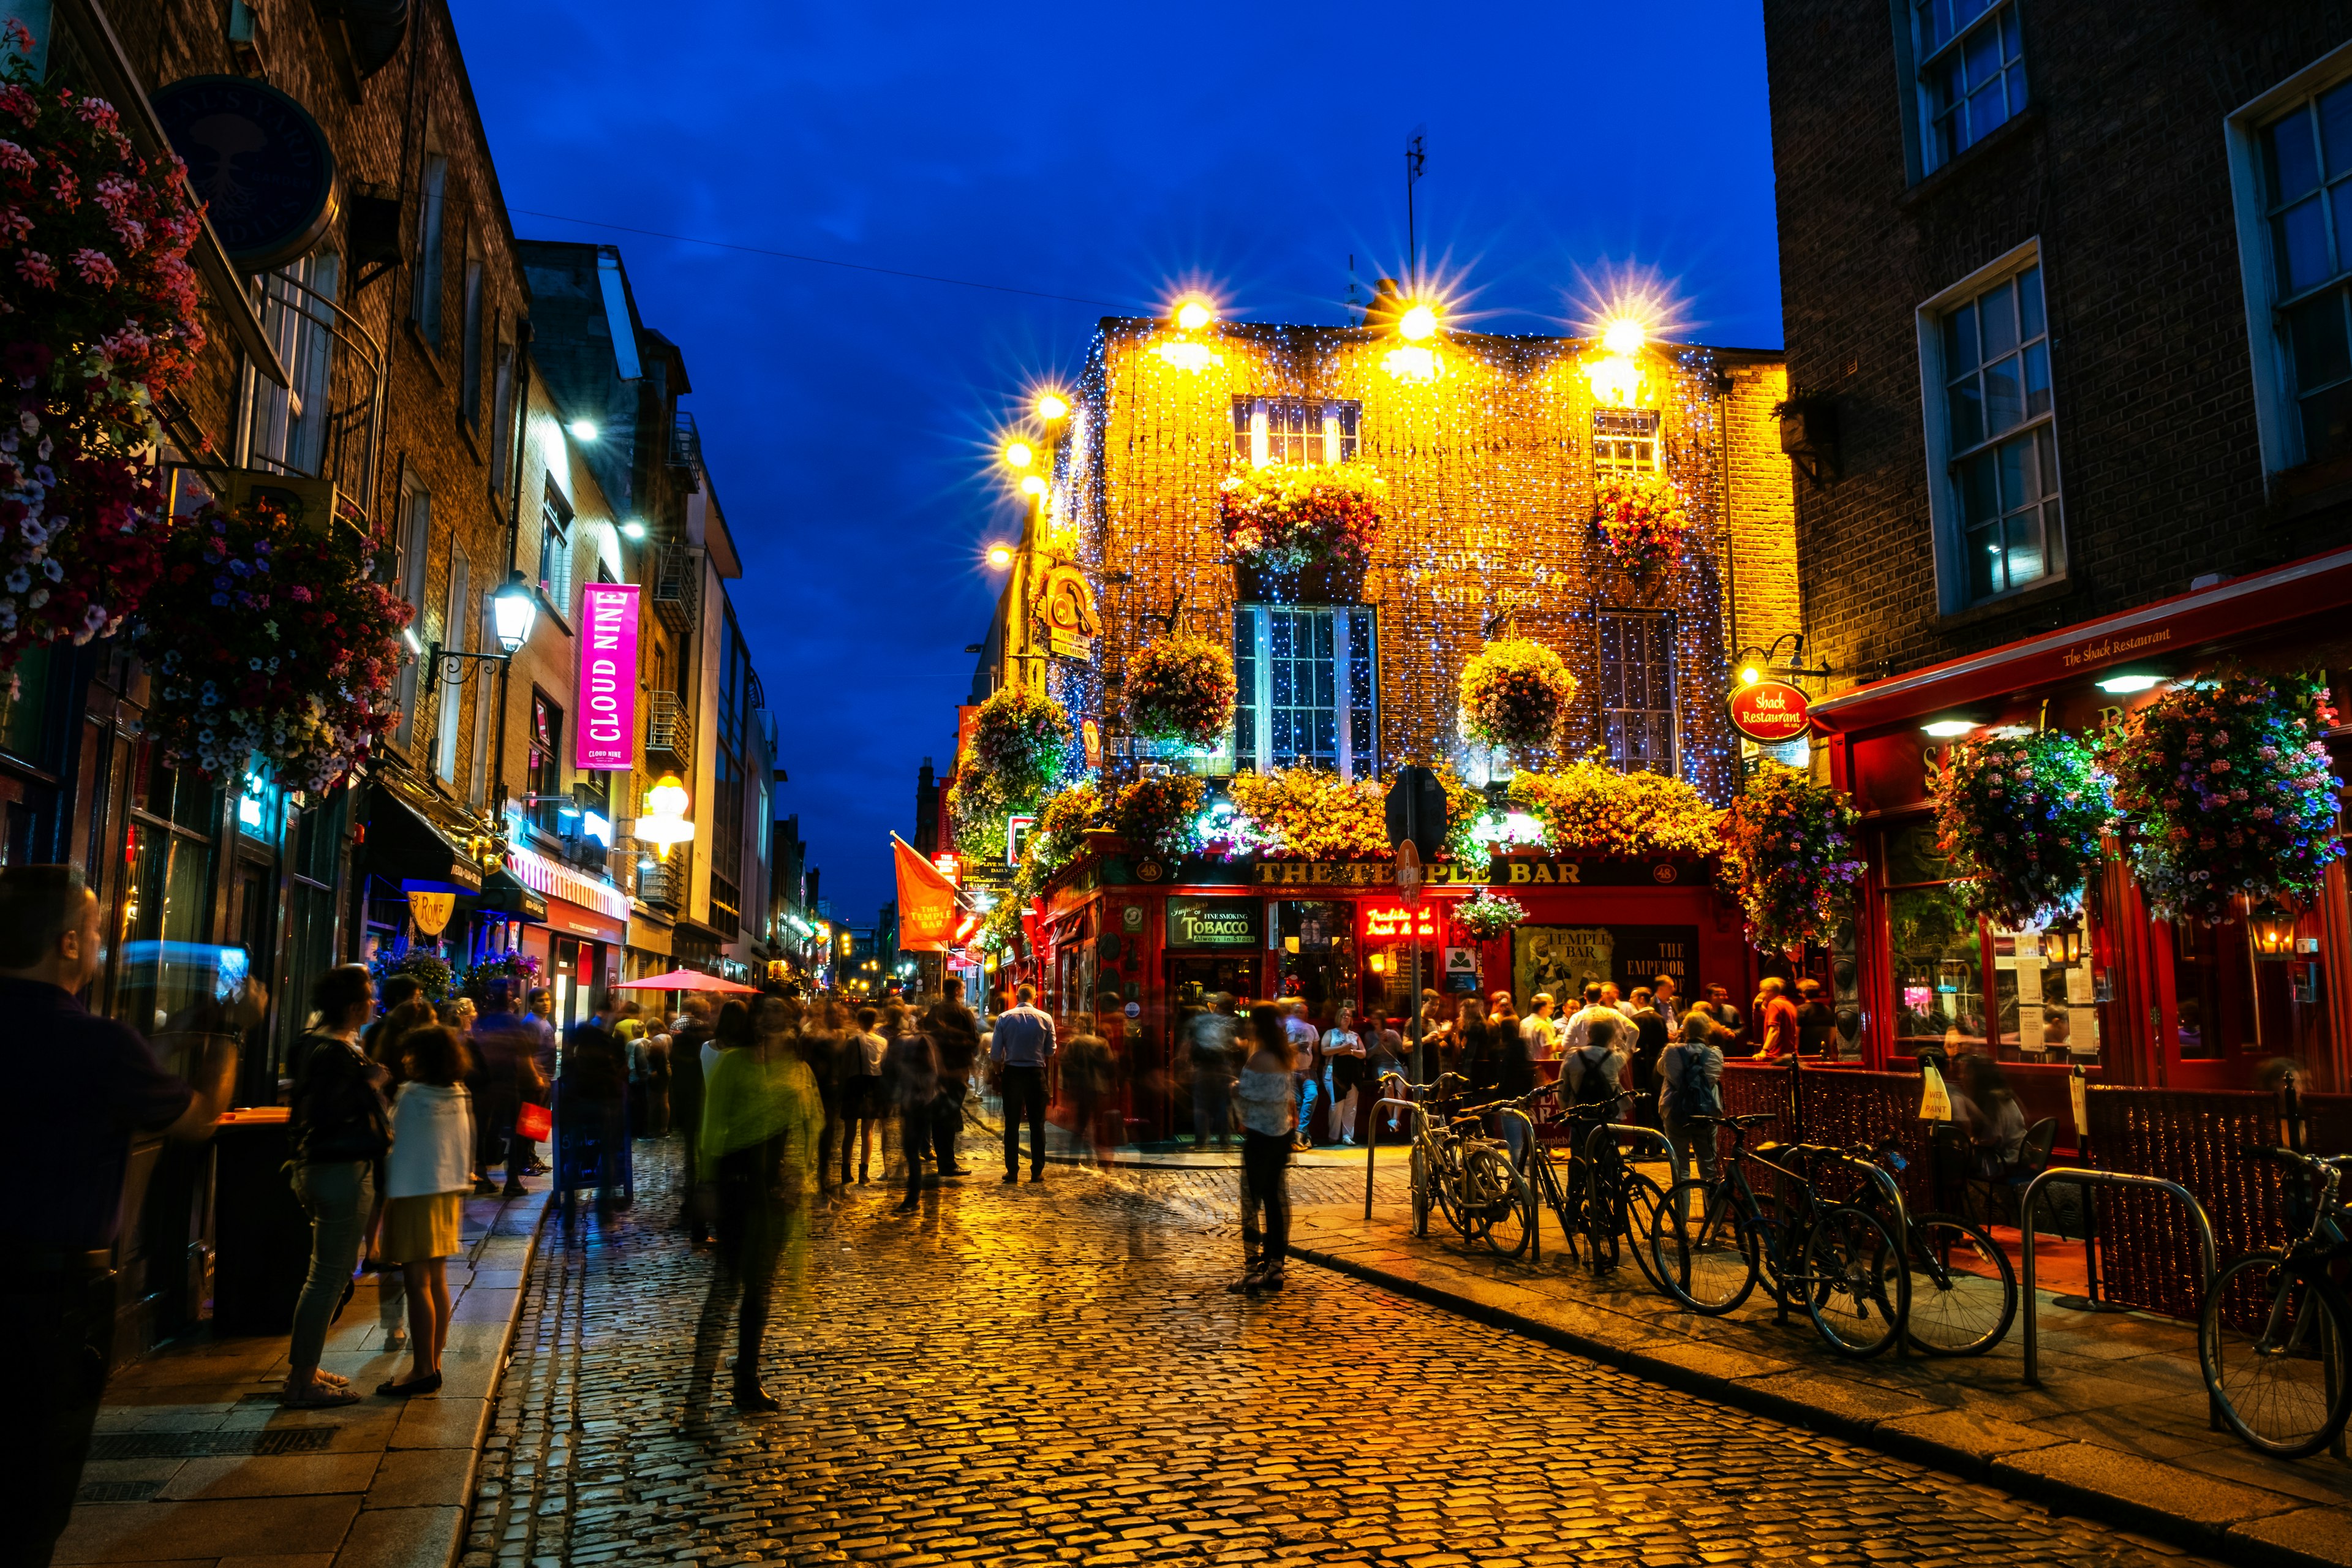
[{"left": 289, "top": 1031, "right": 391, "bottom": 1164}]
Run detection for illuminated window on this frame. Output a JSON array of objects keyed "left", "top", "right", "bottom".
[
  {"left": 1595, "top": 611, "right": 1675, "bottom": 776},
  {"left": 1234, "top": 604, "right": 1376, "bottom": 778},
  {"left": 1231, "top": 397, "right": 1360, "bottom": 466},
  {"left": 1910, "top": 0, "right": 2027, "bottom": 175},
  {"left": 1591, "top": 408, "right": 1660, "bottom": 477},
  {"left": 538, "top": 480, "right": 573, "bottom": 617}
]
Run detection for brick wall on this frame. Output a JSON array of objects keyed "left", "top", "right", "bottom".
[{"left": 1763, "top": 0, "right": 2352, "bottom": 698}]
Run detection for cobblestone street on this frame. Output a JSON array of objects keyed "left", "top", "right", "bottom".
[{"left": 462, "top": 1140, "right": 2222, "bottom": 1568}]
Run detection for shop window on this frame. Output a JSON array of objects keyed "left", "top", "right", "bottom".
[
  {"left": 1231, "top": 397, "right": 1361, "bottom": 467},
  {"left": 2228, "top": 51, "right": 2352, "bottom": 471},
  {"left": 1595, "top": 611, "right": 1675, "bottom": 775},
  {"left": 115, "top": 747, "right": 221, "bottom": 1037},
  {"left": 1906, "top": 0, "right": 2027, "bottom": 176},
  {"left": 2164, "top": 911, "right": 2328, "bottom": 1068},
  {"left": 1591, "top": 409, "right": 1660, "bottom": 477},
  {"left": 1233, "top": 604, "right": 1377, "bottom": 777},
  {"left": 0, "top": 642, "right": 49, "bottom": 761},
  {"left": 1917, "top": 244, "right": 2065, "bottom": 610}
]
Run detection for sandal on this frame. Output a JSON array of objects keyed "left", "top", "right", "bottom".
[{"left": 279, "top": 1383, "right": 361, "bottom": 1409}]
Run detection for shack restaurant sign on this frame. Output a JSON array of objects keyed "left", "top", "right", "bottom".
[
  {"left": 576, "top": 584, "right": 639, "bottom": 771},
  {"left": 1727, "top": 679, "right": 1811, "bottom": 744}
]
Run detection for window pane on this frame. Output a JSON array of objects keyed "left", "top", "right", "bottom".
[
  {"left": 2017, "top": 265, "right": 2045, "bottom": 340},
  {"left": 2301, "top": 379, "right": 2352, "bottom": 463},
  {"left": 1890, "top": 887, "right": 1986, "bottom": 1055},
  {"left": 1967, "top": 81, "right": 2006, "bottom": 147},
  {"left": 1983, "top": 352, "right": 2022, "bottom": 434},
  {"left": 2004, "top": 508, "right": 2045, "bottom": 587},
  {"left": 2269, "top": 107, "right": 2323, "bottom": 204},
  {"left": 1949, "top": 377, "right": 1985, "bottom": 450},
  {"left": 1963, "top": 21, "right": 2002, "bottom": 90},
  {"left": 2022, "top": 342, "right": 2051, "bottom": 418},
  {"left": 2005, "top": 61, "right": 2027, "bottom": 118},
  {"left": 2288, "top": 292, "right": 2352, "bottom": 391},
  {"left": 1944, "top": 303, "right": 1978, "bottom": 373},
  {"left": 1996, "top": 432, "right": 2037, "bottom": 508},
  {"left": 1959, "top": 450, "right": 1999, "bottom": 522},
  {"left": 1967, "top": 523, "right": 2002, "bottom": 598},
  {"left": 2037, "top": 427, "right": 2058, "bottom": 498},
  {"left": 1981, "top": 280, "right": 2019, "bottom": 360},
  {"left": 1999, "top": 4, "right": 2019, "bottom": 61},
  {"left": 2324, "top": 81, "right": 2352, "bottom": 178},
  {"left": 2277, "top": 197, "right": 2332, "bottom": 295}
]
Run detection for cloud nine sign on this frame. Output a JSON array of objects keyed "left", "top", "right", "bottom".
[
  {"left": 1727, "top": 678, "right": 1812, "bottom": 744},
  {"left": 576, "top": 584, "right": 640, "bottom": 771}
]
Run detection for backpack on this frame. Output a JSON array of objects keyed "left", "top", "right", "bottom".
[
  {"left": 1571, "top": 1046, "right": 1617, "bottom": 1107},
  {"left": 1678, "top": 1044, "right": 1724, "bottom": 1118}
]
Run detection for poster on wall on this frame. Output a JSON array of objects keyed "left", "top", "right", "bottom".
[
  {"left": 1512, "top": 924, "right": 1700, "bottom": 1003},
  {"left": 1167, "top": 897, "right": 1258, "bottom": 948}
]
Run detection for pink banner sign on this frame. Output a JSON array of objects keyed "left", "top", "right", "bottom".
[{"left": 575, "top": 582, "right": 639, "bottom": 771}]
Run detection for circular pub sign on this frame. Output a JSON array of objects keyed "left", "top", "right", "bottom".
[
  {"left": 152, "top": 76, "right": 339, "bottom": 273},
  {"left": 1727, "top": 679, "right": 1812, "bottom": 744}
]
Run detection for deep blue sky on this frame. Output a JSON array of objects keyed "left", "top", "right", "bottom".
[{"left": 453, "top": 2, "right": 1785, "bottom": 920}]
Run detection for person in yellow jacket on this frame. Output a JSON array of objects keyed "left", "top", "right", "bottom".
[{"left": 697, "top": 998, "right": 819, "bottom": 1412}]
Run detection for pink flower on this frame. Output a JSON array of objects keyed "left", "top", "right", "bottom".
[
  {"left": 14, "top": 249, "right": 53, "bottom": 287},
  {"left": 48, "top": 169, "right": 75, "bottom": 208},
  {"left": 0, "top": 86, "right": 34, "bottom": 127},
  {"left": 73, "top": 97, "right": 119, "bottom": 132},
  {"left": 0, "top": 138, "right": 29, "bottom": 174},
  {"left": 68, "top": 248, "right": 118, "bottom": 286}
]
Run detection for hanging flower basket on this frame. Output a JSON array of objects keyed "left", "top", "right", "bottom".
[
  {"left": 370, "top": 945, "right": 454, "bottom": 1004},
  {"left": 1717, "top": 764, "right": 1866, "bottom": 957},
  {"left": 0, "top": 26, "right": 208, "bottom": 669},
  {"left": 1218, "top": 460, "right": 1384, "bottom": 571},
  {"left": 969, "top": 684, "right": 1074, "bottom": 802},
  {"left": 1592, "top": 476, "right": 1691, "bottom": 577},
  {"left": 1507, "top": 763, "right": 1722, "bottom": 857},
  {"left": 1931, "top": 729, "right": 2113, "bottom": 928},
  {"left": 2100, "top": 671, "right": 2345, "bottom": 924},
  {"left": 1028, "top": 778, "right": 1104, "bottom": 875},
  {"left": 133, "top": 502, "right": 410, "bottom": 788},
  {"left": 1110, "top": 772, "right": 1204, "bottom": 861},
  {"left": 1458, "top": 637, "right": 1577, "bottom": 753},
  {"left": 1453, "top": 889, "right": 1528, "bottom": 941},
  {"left": 1126, "top": 632, "right": 1235, "bottom": 750},
  {"left": 458, "top": 951, "right": 541, "bottom": 1006}
]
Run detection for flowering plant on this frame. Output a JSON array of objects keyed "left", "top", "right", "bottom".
[
  {"left": 1717, "top": 764, "right": 1866, "bottom": 956},
  {"left": 1453, "top": 889, "right": 1528, "bottom": 941},
  {"left": 1110, "top": 772, "right": 1203, "bottom": 861},
  {"left": 1932, "top": 730, "right": 2113, "bottom": 927},
  {"left": 1592, "top": 476, "right": 1691, "bottom": 576},
  {"left": 370, "top": 944, "right": 454, "bottom": 1004},
  {"left": 969, "top": 683, "right": 1074, "bottom": 801},
  {"left": 1458, "top": 638, "right": 1577, "bottom": 753},
  {"left": 133, "top": 503, "right": 410, "bottom": 788},
  {"left": 949, "top": 768, "right": 1012, "bottom": 868},
  {"left": 1508, "top": 763, "right": 1722, "bottom": 857},
  {"left": 1218, "top": 460, "right": 1384, "bottom": 570},
  {"left": 2100, "top": 672, "right": 2345, "bottom": 923},
  {"left": 0, "top": 26, "right": 207, "bottom": 669},
  {"left": 458, "top": 951, "right": 541, "bottom": 1006},
  {"left": 1229, "top": 767, "right": 1389, "bottom": 860},
  {"left": 1029, "top": 779, "right": 1104, "bottom": 875},
  {"left": 1125, "top": 632, "right": 1235, "bottom": 749}
]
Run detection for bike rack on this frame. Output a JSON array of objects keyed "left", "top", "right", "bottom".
[
  {"left": 1363, "top": 1080, "right": 1427, "bottom": 1224},
  {"left": 1570, "top": 1119, "right": 1687, "bottom": 1272},
  {"left": 2019, "top": 1167, "right": 2218, "bottom": 1422}
]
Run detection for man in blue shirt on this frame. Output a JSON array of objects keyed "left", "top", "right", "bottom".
[{"left": 989, "top": 984, "right": 1056, "bottom": 1183}]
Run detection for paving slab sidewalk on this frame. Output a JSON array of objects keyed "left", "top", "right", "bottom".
[
  {"left": 1287, "top": 1196, "right": 2352, "bottom": 1568},
  {"left": 55, "top": 1186, "right": 550, "bottom": 1568}
]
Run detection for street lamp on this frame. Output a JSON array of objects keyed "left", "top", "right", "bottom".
[
  {"left": 568, "top": 418, "right": 599, "bottom": 441},
  {"left": 985, "top": 542, "right": 1015, "bottom": 570},
  {"left": 635, "top": 773, "right": 695, "bottom": 861},
  {"left": 428, "top": 570, "right": 538, "bottom": 684}
]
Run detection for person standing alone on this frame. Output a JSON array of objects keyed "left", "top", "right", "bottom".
[{"left": 990, "top": 983, "right": 1055, "bottom": 1183}]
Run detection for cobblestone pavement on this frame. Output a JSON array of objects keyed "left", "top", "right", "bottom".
[{"left": 469, "top": 1138, "right": 2217, "bottom": 1568}]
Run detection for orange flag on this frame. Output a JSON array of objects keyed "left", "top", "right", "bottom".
[{"left": 894, "top": 836, "right": 959, "bottom": 951}]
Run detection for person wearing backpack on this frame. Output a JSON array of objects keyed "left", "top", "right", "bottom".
[
  {"left": 1562, "top": 1011, "right": 1627, "bottom": 1114},
  {"left": 1659, "top": 1001, "right": 1731, "bottom": 1185}
]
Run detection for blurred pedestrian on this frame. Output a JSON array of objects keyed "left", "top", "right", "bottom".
[
  {"left": 467, "top": 982, "right": 543, "bottom": 1196},
  {"left": 1185, "top": 993, "right": 1238, "bottom": 1147},
  {"left": 1795, "top": 978, "right": 1836, "bottom": 1057},
  {"left": 1660, "top": 1003, "right": 1730, "bottom": 1184},
  {"left": 1626, "top": 987, "right": 1670, "bottom": 1128},
  {"left": 1231, "top": 1005, "right": 1297, "bottom": 1294},
  {"left": 1320, "top": 1001, "right": 1367, "bottom": 1148},
  {"left": 928, "top": 993, "right": 981, "bottom": 1178},
  {"left": 1284, "top": 1000, "right": 1321, "bottom": 1150},
  {"left": 283, "top": 964, "right": 391, "bottom": 1409},
  {"left": 362, "top": 973, "right": 420, "bottom": 1062},
  {"left": 1707, "top": 984, "right": 1749, "bottom": 1054},
  {"left": 521, "top": 987, "right": 558, "bottom": 1174},
  {"left": 843, "top": 1005, "right": 886, "bottom": 1184},
  {"left": 561, "top": 991, "right": 632, "bottom": 1216},
  {"left": 377, "top": 1024, "right": 475, "bottom": 1398},
  {"left": 1754, "top": 976, "right": 1800, "bottom": 1060},
  {"left": 882, "top": 1016, "right": 943, "bottom": 1213},
  {"left": 366, "top": 997, "right": 435, "bottom": 1087},
  {"left": 990, "top": 983, "right": 1055, "bottom": 1183},
  {"left": 1, "top": 867, "right": 235, "bottom": 1568},
  {"left": 1366, "top": 1008, "right": 1411, "bottom": 1140},
  {"left": 670, "top": 995, "right": 715, "bottom": 1240},
  {"left": 1063, "top": 1026, "right": 1115, "bottom": 1162},
  {"left": 699, "top": 998, "right": 820, "bottom": 1411}
]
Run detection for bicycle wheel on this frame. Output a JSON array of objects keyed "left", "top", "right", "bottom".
[
  {"left": 1902, "top": 1212, "right": 2017, "bottom": 1356},
  {"left": 1432, "top": 1142, "right": 1476, "bottom": 1237},
  {"left": 2200, "top": 1251, "right": 2352, "bottom": 1458},
  {"left": 1802, "top": 1204, "right": 1907, "bottom": 1359},
  {"left": 1463, "top": 1145, "right": 1532, "bottom": 1259},
  {"left": 1648, "top": 1178, "right": 1758, "bottom": 1315},
  {"left": 1621, "top": 1171, "right": 1667, "bottom": 1292},
  {"left": 1409, "top": 1143, "right": 1431, "bottom": 1237}
]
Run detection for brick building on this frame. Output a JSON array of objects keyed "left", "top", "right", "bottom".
[{"left": 1762, "top": 1, "right": 2352, "bottom": 1091}]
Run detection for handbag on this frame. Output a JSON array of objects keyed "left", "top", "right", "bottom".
[{"left": 515, "top": 1101, "right": 552, "bottom": 1141}]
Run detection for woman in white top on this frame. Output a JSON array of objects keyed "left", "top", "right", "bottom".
[
  {"left": 1231, "top": 1004, "right": 1299, "bottom": 1294},
  {"left": 379, "top": 1023, "right": 476, "bottom": 1396},
  {"left": 1319, "top": 1001, "right": 1368, "bottom": 1148}
]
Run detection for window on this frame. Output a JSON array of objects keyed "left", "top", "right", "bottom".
[
  {"left": 1917, "top": 246, "right": 2064, "bottom": 609},
  {"left": 1231, "top": 398, "right": 1360, "bottom": 467},
  {"left": 2259, "top": 75, "right": 2352, "bottom": 463},
  {"left": 1595, "top": 611, "right": 1675, "bottom": 775},
  {"left": 1911, "top": 0, "right": 2027, "bottom": 173},
  {"left": 413, "top": 152, "right": 447, "bottom": 341},
  {"left": 1591, "top": 409, "right": 1660, "bottom": 477},
  {"left": 488, "top": 331, "right": 516, "bottom": 491},
  {"left": 391, "top": 481, "right": 431, "bottom": 748},
  {"left": 538, "top": 480, "right": 573, "bottom": 617},
  {"left": 711, "top": 620, "right": 748, "bottom": 922},
  {"left": 434, "top": 547, "right": 469, "bottom": 784},
  {"left": 527, "top": 693, "right": 564, "bottom": 836},
  {"left": 459, "top": 254, "right": 484, "bottom": 431},
  {"left": 1232, "top": 604, "right": 1376, "bottom": 777},
  {"left": 246, "top": 251, "right": 337, "bottom": 477}
]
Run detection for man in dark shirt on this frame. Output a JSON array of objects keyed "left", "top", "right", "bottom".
[
  {"left": 927, "top": 997, "right": 981, "bottom": 1178},
  {"left": 1794, "top": 978, "right": 1838, "bottom": 1058},
  {"left": 562, "top": 991, "right": 633, "bottom": 1210},
  {"left": 0, "top": 867, "right": 234, "bottom": 1567}
]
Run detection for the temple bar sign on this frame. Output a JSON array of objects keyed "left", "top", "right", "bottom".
[{"left": 1254, "top": 858, "right": 1695, "bottom": 888}]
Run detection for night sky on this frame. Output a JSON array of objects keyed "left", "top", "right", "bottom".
[{"left": 452, "top": 2, "right": 1784, "bottom": 921}]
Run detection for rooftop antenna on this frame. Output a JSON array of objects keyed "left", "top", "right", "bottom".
[{"left": 1404, "top": 125, "right": 1427, "bottom": 292}]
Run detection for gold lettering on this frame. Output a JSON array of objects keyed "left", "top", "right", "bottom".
[
  {"left": 1559, "top": 861, "right": 1580, "bottom": 884},
  {"left": 1508, "top": 862, "right": 1531, "bottom": 884},
  {"left": 1533, "top": 864, "right": 1555, "bottom": 884}
]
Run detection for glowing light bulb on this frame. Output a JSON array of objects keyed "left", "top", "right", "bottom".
[
  {"left": 1003, "top": 441, "right": 1033, "bottom": 469},
  {"left": 1020, "top": 475, "right": 1047, "bottom": 496},
  {"left": 1152, "top": 340, "right": 1215, "bottom": 371},
  {"left": 1035, "top": 393, "right": 1070, "bottom": 421},
  {"left": 1174, "top": 297, "right": 1214, "bottom": 331},
  {"left": 1920, "top": 719, "right": 1977, "bottom": 738},
  {"left": 1398, "top": 303, "right": 1439, "bottom": 342},
  {"left": 567, "top": 419, "right": 599, "bottom": 441},
  {"left": 1740, "top": 666, "right": 1762, "bottom": 686},
  {"left": 1602, "top": 318, "right": 1646, "bottom": 355},
  {"left": 986, "top": 543, "right": 1015, "bottom": 569}
]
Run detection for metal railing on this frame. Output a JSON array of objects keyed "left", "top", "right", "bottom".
[
  {"left": 646, "top": 690, "right": 693, "bottom": 764},
  {"left": 654, "top": 546, "right": 701, "bottom": 633}
]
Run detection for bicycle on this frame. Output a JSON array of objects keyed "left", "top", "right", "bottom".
[
  {"left": 1646, "top": 1112, "right": 1911, "bottom": 1359},
  {"left": 2197, "top": 1145, "right": 2352, "bottom": 1458},
  {"left": 1487, "top": 1085, "right": 1667, "bottom": 1287},
  {"left": 1856, "top": 1139, "right": 2018, "bottom": 1356},
  {"left": 1392, "top": 1074, "right": 1528, "bottom": 1253}
]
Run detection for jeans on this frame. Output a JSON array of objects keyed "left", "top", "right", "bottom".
[
  {"left": 289, "top": 1160, "right": 373, "bottom": 1374},
  {"left": 1, "top": 1266, "right": 113, "bottom": 1567},
  {"left": 1294, "top": 1072, "right": 1320, "bottom": 1144},
  {"left": 1191, "top": 1074, "right": 1232, "bottom": 1145},
  {"left": 1663, "top": 1113, "right": 1722, "bottom": 1186},
  {"left": 932, "top": 1079, "right": 967, "bottom": 1170},
  {"left": 1000, "top": 1064, "right": 1047, "bottom": 1175},
  {"left": 1242, "top": 1129, "right": 1292, "bottom": 1268},
  {"left": 711, "top": 1148, "right": 780, "bottom": 1385},
  {"left": 899, "top": 1109, "right": 932, "bottom": 1202}
]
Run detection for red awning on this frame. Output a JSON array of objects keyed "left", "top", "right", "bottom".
[{"left": 1810, "top": 543, "right": 2352, "bottom": 734}]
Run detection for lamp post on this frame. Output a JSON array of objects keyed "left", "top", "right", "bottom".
[{"left": 423, "top": 570, "right": 539, "bottom": 805}]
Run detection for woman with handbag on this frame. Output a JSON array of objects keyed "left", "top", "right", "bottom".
[{"left": 282, "top": 964, "right": 391, "bottom": 1409}]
